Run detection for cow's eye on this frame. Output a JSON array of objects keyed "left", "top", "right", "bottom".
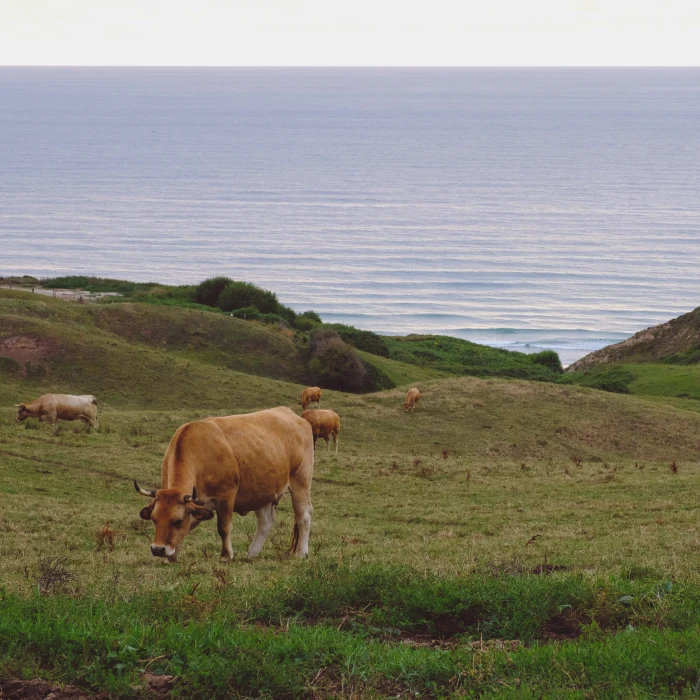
[{"left": 173, "top": 519, "right": 183, "bottom": 529}]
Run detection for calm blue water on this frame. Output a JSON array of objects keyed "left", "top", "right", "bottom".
[{"left": 1, "top": 68, "right": 699, "bottom": 365}]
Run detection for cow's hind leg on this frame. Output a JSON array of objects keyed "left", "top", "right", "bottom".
[
  {"left": 289, "top": 477, "right": 313, "bottom": 558},
  {"left": 247, "top": 503, "right": 276, "bottom": 559},
  {"left": 216, "top": 502, "right": 234, "bottom": 561}
]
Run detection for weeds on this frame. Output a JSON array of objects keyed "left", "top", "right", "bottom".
[
  {"left": 36, "top": 557, "right": 76, "bottom": 595},
  {"left": 95, "top": 523, "right": 119, "bottom": 552}
]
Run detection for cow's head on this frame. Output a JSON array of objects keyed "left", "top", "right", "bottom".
[
  {"left": 134, "top": 481, "right": 215, "bottom": 561},
  {"left": 13, "top": 404, "right": 29, "bottom": 422}
]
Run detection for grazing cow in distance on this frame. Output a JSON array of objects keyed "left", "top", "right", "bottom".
[
  {"left": 14, "top": 394, "right": 99, "bottom": 428},
  {"left": 404, "top": 387, "right": 421, "bottom": 412},
  {"left": 300, "top": 386, "right": 322, "bottom": 410},
  {"left": 133, "top": 406, "right": 314, "bottom": 562},
  {"left": 301, "top": 409, "right": 340, "bottom": 454}
]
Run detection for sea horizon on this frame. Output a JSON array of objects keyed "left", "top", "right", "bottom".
[{"left": 2, "top": 67, "right": 699, "bottom": 365}]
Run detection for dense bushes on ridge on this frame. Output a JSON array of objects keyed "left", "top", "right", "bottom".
[{"left": 307, "top": 329, "right": 393, "bottom": 393}]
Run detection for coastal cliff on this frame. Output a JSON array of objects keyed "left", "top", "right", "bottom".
[{"left": 567, "top": 305, "right": 700, "bottom": 371}]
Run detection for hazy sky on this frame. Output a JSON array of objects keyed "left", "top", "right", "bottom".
[{"left": 3, "top": 0, "right": 700, "bottom": 66}]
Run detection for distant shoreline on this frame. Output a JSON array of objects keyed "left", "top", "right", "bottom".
[{"left": 0, "top": 278, "right": 630, "bottom": 366}]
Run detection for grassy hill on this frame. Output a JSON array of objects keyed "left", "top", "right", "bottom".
[
  {"left": 0, "top": 290, "right": 442, "bottom": 406},
  {"left": 568, "top": 304, "right": 700, "bottom": 371},
  {"left": 4, "top": 287, "right": 700, "bottom": 696},
  {"left": 2, "top": 277, "right": 568, "bottom": 385}
]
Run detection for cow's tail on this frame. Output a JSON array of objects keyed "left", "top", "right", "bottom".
[
  {"left": 90, "top": 396, "right": 97, "bottom": 405},
  {"left": 289, "top": 522, "right": 300, "bottom": 555}
]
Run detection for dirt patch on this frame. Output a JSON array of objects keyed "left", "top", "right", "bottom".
[
  {"left": 142, "top": 672, "right": 175, "bottom": 698},
  {"left": 539, "top": 611, "right": 583, "bottom": 640},
  {"left": 0, "top": 675, "right": 174, "bottom": 699},
  {"left": 531, "top": 564, "right": 570, "bottom": 575},
  {"left": 0, "top": 335, "right": 53, "bottom": 376},
  {"left": 0, "top": 679, "right": 106, "bottom": 699}
]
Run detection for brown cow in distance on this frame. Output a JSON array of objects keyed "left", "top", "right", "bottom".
[
  {"left": 14, "top": 394, "right": 99, "bottom": 428},
  {"left": 301, "top": 409, "right": 340, "bottom": 454},
  {"left": 300, "top": 386, "right": 322, "bottom": 410},
  {"left": 403, "top": 387, "right": 421, "bottom": 412},
  {"left": 134, "top": 407, "right": 314, "bottom": 562}
]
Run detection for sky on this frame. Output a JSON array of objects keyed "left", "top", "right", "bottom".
[{"left": 2, "top": 0, "right": 700, "bottom": 66}]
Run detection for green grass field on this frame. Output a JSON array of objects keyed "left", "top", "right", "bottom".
[{"left": 3, "top": 290, "right": 700, "bottom": 697}]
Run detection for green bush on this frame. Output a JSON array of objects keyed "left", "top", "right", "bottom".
[
  {"left": 308, "top": 336, "right": 367, "bottom": 392},
  {"left": 664, "top": 345, "right": 700, "bottom": 365},
  {"left": 528, "top": 350, "right": 564, "bottom": 373},
  {"left": 193, "top": 276, "right": 233, "bottom": 307},
  {"left": 323, "top": 324, "right": 390, "bottom": 357},
  {"left": 216, "top": 281, "right": 280, "bottom": 315},
  {"left": 565, "top": 366, "right": 635, "bottom": 394},
  {"left": 41, "top": 276, "right": 147, "bottom": 295},
  {"left": 307, "top": 330, "right": 392, "bottom": 393},
  {"left": 384, "top": 334, "right": 563, "bottom": 381},
  {"left": 228, "top": 306, "right": 291, "bottom": 327}
]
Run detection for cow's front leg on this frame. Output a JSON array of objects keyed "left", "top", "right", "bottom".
[
  {"left": 216, "top": 504, "right": 234, "bottom": 561},
  {"left": 247, "top": 503, "right": 276, "bottom": 559}
]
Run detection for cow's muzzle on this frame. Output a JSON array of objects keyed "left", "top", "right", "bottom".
[{"left": 150, "top": 544, "right": 166, "bottom": 557}]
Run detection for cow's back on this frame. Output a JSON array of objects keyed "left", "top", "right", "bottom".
[
  {"left": 168, "top": 407, "right": 313, "bottom": 512},
  {"left": 301, "top": 409, "right": 339, "bottom": 436},
  {"left": 220, "top": 407, "right": 309, "bottom": 456},
  {"left": 32, "top": 393, "right": 97, "bottom": 418}
]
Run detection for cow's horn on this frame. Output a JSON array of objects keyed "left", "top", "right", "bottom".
[
  {"left": 13, "top": 404, "right": 22, "bottom": 407},
  {"left": 133, "top": 480, "right": 156, "bottom": 497},
  {"left": 183, "top": 486, "right": 197, "bottom": 504}
]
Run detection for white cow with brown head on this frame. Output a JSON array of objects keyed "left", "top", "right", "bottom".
[{"left": 15, "top": 394, "right": 98, "bottom": 428}]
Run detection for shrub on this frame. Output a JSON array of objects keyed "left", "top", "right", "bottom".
[
  {"left": 217, "top": 281, "right": 280, "bottom": 314},
  {"left": 308, "top": 331, "right": 366, "bottom": 391},
  {"left": 565, "top": 366, "right": 635, "bottom": 394},
  {"left": 323, "top": 324, "right": 390, "bottom": 357},
  {"left": 664, "top": 345, "right": 700, "bottom": 365},
  {"left": 228, "top": 306, "right": 290, "bottom": 328},
  {"left": 529, "top": 350, "right": 564, "bottom": 373},
  {"left": 307, "top": 330, "right": 393, "bottom": 392},
  {"left": 193, "top": 276, "right": 233, "bottom": 307},
  {"left": 41, "top": 276, "right": 145, "bottom": 295}
]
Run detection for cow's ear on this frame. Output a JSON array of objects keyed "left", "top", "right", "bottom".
[
  {"left": 186, "top": 502, "right": 215, "bottom": 521},
  {"left": 139, "top": 503, "right": 155, "bottom": 520}
]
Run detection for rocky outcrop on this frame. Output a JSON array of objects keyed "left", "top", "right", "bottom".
[{"left": 567, "top": 306, "right": 700, "bottom": 372}]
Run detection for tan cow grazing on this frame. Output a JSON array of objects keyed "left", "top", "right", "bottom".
[
  {"left": 403, "top": 387, "right": 421, "bottom": 412},
  {"left": 301, "top": 409, "right": 340, "bottom": 454},
  {"left": 14, "top": 394, "right": 99, "bottom": 428},
  {"left": 133, "top": 406, "right": 314, "bottom": 562},
  {"left": 300, "top": 386, "right": 322, "bottom": 410}
]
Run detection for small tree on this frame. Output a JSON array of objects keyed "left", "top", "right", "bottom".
[
  {"left": 194, "top": 276, "right": 233, "bottom": 307},
  {"left": 309, "top": 339, "right": 367, "bottom": 392}
]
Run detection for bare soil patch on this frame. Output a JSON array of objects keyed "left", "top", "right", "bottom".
[
  {"left": 0, "top": 335, "right": 53, "bottom": 376},
  {"left": 0, "top": 679, "right": 106, "bottom": 699}
]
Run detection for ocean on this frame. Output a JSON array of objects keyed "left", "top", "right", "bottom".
[{"left": 1, "top": 67, "right": 699, "bottom": 365}]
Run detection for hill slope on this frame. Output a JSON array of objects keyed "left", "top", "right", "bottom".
[
  {"left": 3, "top": 289, "right": 700, "bottom": 460},
  {"left": 0, "top": 290, "right": 439, "bottom": 399},
  {"left": 568, "top": 305, "right": 700, "bottom": 371}
]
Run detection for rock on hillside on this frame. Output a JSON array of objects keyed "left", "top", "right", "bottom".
[{"left": 567, "top": 305, "right": 700, "bottom": 372}]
